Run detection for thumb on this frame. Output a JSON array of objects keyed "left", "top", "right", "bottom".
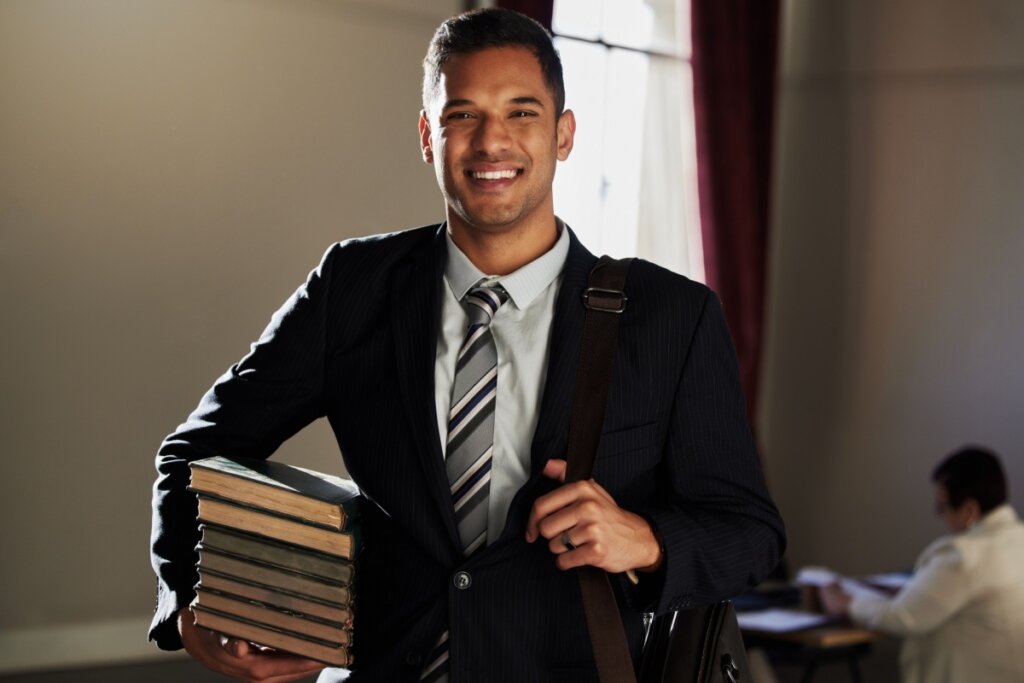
[
  {"left": 220, "top": 634, "right": 252, "bottom": 658},
  {"left": 542, "top": 458, "right": 568, "bottom": 483}
]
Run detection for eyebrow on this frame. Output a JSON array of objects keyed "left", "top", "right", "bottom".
[{"left": 440, "top": 96, "right": 547, "bottom": 112}]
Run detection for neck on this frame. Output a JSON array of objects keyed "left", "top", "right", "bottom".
[{"left": 447, "top": 215, "right": 558, "bottom": 276}]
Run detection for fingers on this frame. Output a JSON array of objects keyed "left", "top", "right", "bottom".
[
  {"left": 179, "top": 608, "right": 324, "bottom": 682},
  {"left": 538, "top": 459, "right": 616, "bottom": 507},
  {"left": 239, "top": 651, "right": 326, "bottom": 683},
  {"left": 526, "top": 478, "right": 616, "bottom": 540},
  {"left": 524, "top": 471, "right": 661, "bottom": 575},
  {"left": 526, "top": 480, "right": 575, "bottom": 542}
]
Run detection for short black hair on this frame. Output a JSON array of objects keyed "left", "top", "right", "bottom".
[
  {"left": 931, "top": 446, "right": 1008, "bottom": 514},
  {"left": 422, "top": 8, "right": 565, "bottom": 116}
]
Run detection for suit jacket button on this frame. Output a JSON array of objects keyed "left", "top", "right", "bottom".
[
  {"left": 405, "top": 651, "right": 422, "bottom": 666},
  {"left": 453, "top": 571, "right": 472, "bottom": 590}
]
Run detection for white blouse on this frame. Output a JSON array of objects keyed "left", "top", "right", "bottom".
[{"left": 851, "top": 504, "right": 1024, "bottom": 683}]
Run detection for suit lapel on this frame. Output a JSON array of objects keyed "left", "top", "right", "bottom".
[
  {"left": 529, "top": 230, "right": 597, "bottom": 473},
  {"left": 391, "top": 226, "right": 462, "bottom": 552},
  {"left": 487, "top": 229, "right": 597, "bottom": 560}
]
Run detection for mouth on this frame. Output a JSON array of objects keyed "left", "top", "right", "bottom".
[{"left": 466, "top": 168, "right": 523, "bottom": 181}]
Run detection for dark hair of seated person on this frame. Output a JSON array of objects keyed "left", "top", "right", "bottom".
[{"left": 931, "top": 446, "right": 1008, "bottom": 515}]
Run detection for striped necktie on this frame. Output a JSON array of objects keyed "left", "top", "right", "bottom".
[
  {"left": 421, "top": 280, "right": 508, "bottom": 682},
  {"left": 446, "top": 281, "right": 508, "bottom": 556}
]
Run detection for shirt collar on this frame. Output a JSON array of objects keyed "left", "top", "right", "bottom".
[
  {"left": 444, "top": 218, "right": 570, "bottom": 310},
  {"left": 974, "top": 503, "right": 1019, "bottom": 533}
]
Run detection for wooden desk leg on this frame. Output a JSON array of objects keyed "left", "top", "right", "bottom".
[{"left": 847, "top": 657, "right": 864, "bottom": 683}]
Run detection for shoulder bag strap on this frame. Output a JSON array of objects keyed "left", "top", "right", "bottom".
[{"left": 566, "top": 255, "right": 638, "bottom": 683}]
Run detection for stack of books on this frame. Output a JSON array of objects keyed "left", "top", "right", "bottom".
[{"left": 188, "top": 456, "right": 361, "bottom": 667}]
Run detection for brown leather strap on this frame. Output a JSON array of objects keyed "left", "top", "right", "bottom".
[
  {"left": 566, "top": 256, "right": 638, "bottom": 683},
  {"left": 565, "top": 256, "right": 632, "bottom": 481}
]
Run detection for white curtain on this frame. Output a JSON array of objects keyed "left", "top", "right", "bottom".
[{"left": 552, "top": 0, "right": 702, "bottom": 281}]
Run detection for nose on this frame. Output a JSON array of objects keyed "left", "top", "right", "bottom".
[{"left": 473, "top": 114, "right": 512, "bottom": 156}]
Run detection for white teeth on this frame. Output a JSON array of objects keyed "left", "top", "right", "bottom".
[{"left": 472, "top": 169, "right": 518, "bottom": 180}]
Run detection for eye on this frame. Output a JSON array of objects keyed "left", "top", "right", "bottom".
[
  {"left": 511, "top": 110, "right": 538, "bottom": 118},
  {"left": 446, "top": 111, "right": 475, "bottom": 122}
]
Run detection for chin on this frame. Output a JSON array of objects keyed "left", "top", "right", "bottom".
[{"left": 455, "top": 208, "right": 522, "bottom": 233}]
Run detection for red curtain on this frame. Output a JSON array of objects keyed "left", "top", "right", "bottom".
[
  {"left": 691, "top": 0, "right": 781, "bottom": 426},
  {"left": 495, "top": 0, "right": 554, "bottom": 30}
]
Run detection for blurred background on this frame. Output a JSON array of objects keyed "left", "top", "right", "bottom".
[{"left": 1, "top": 0, "right": 1021, "bottom": 679}]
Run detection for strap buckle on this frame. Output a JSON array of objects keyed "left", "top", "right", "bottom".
[{"left": 582, "top": 287, "right": 628, "bottom": 314}]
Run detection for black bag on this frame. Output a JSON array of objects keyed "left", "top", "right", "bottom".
[
  {"left": 638, "top": 603, "right": 748, "bottom": 683},
  {"left": 569, "top": 257, "right": 751, "bottom": 683}
]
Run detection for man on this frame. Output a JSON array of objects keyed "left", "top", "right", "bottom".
[{"left": 149, "top": 9, "right": 785, "bottom": 683}]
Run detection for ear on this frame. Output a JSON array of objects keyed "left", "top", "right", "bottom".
[
  {"left": 963, "top": 498, "right": 983, "bottom": 525},
  {"left": 419, "top": 110, "right": 433, "bottom": 165},
  {"left": 556, "top": 109, "right": 576, "bottom": 162}
]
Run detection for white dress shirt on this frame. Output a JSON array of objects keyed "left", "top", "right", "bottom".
[
  {"left": 434, "top": 223, "right": 570, "bottom": 544},
  {"left": 850, "top": 504, "right": 1024, "bottom": 683}
]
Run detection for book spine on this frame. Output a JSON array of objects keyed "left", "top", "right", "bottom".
[
  {"left": 189, "top": 457, "right": 360, "bottom": 528},
  {"left": 197, "top": 572, "right": 352, "bottom": 624},
  {"left": 199, "top": 524, "right": 354, "bottom": 585},
  {"left": 198, "top": 549, "right": 352, "bottom": 605},
  {"left": 195, "top": 589, "right": 350, "bottom": 643},
  {"left": 191, "top": 490, "right": 344, "bottom": 532},
  {"left": 193, "top": 606, "right": 350, "bottom": 667},
  {"left": 197, "top": 496, "right": 355, "bottom": 559}
]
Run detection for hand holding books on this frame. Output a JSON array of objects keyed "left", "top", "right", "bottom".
[
  {"left": 177, "top": 606, "right": 327, "bottom": 682},
  {"left": 185, "top": 456, "right": 362, "bottom": 670}
]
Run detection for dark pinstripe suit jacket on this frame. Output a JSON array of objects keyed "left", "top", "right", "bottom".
[{"left": 149, "top": 224, "right": 785, "bottom": 682}]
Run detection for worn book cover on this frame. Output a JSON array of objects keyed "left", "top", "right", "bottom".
[
  {"left": 198, "top": 571, "right": 352, "bottom": 625},
  {"left": 197, "top": 495, "right": 357, "bottom": 559},
  {"left": 198, "top": 548, "right": 352, "bottom": 605},
  {"left": 195, "top": 588, "right": 350, "bottom": 644},
  {"left": 199, "top": 524, "right": 354, "bottom": 585},
  {"left": 193, "top": 605, "right": 350, "bottom": 667},
  {"left": 190, "top": 456, "right": 361, "bottom": 531}
]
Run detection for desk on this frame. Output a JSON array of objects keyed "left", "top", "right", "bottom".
[{"left": 742, "top": 624, "right": 882, "bottom": 683}]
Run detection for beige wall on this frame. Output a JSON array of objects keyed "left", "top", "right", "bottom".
[
  {"left": 762, "top": 0, "right": 1024, "bottom": 575},
  {"left": 0, "top": 0, "right": 458, "bottom": 669}
]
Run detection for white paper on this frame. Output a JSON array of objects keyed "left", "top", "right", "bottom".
[
  {"left": 795, "top": 566, "right": 893, "bottom": 600},
  {"left": 737, "top": 608, "right": 831, "bottom": 633},
  {"left": 795, "top": 566, "right": 839, "bottom": 586}
]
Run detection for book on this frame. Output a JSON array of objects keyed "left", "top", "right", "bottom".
[
  {"left": 193, "top": 606, "right": 350, "bottom": 667},
  {"left": 197, "top": 495, "right": 356, "bottom": 559},
  {"left": 198, "top": 571, "right": 352, "bottom": 625},
  {"left": 200, "top": 524, "right": 354, "bottom": 585},
  {"left": 195, "top": 588, "right": 349, "bottom": 644},
  {"left": 190, "top": 456, "right": 360, "bottom": 530},
  {"left": 189, "top": 457, "right": 361, "bottom": 666},
  {"left": 198, "top": 548, "right": 352, "bottom": 605}
]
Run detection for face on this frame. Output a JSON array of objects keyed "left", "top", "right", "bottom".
[
  {"left": 933, "top": 484, "right": 980, "bottom": 532},
  {"left": 419, "top": 46, "right": 575, "bottom": 240}
]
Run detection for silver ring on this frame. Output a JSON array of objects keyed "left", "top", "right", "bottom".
[{"left": 561, "top": 531, "right": 576, "bottom": 551}]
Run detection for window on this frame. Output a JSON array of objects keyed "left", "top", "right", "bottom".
[{"left": 552, "top": 0, "right": 703, "bottom": 281}]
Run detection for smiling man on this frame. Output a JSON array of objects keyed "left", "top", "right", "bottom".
[
  {"left": 149, "top": 8, "right": 784, "bottom": 683},
  {"left": 418, "top": 43, "right": 574, "bottom": 276}
]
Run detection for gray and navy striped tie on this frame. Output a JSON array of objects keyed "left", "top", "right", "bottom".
[{"left": 421, "top": 280, "right": 508, "bottom": 682}]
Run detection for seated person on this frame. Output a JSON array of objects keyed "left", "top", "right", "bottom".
[{"left": 819, "top": 446, "right": 1024, "bottom": 683}]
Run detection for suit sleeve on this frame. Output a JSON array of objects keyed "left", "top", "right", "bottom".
[
  {"left": 148, "top": 245, "right": 338, "bottom": 649},
  {"left": 632, "top": 291, "right": 785, "bottom": 613}
]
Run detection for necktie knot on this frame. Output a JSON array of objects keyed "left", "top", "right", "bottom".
[{"left": 464, "top": 282, "right": 509, "bottom": 328}]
